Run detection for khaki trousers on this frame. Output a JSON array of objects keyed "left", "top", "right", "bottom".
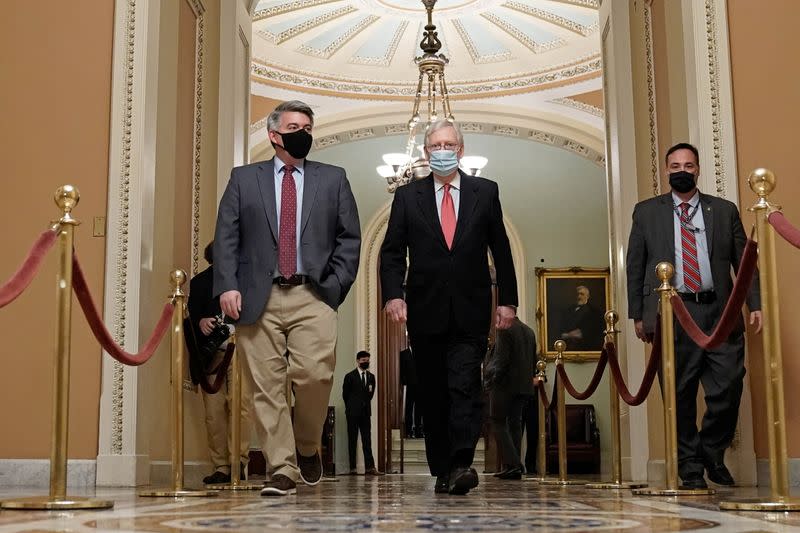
[
  {"left": 237, "top": 284, "right": 337, "bottom": 482},
  {"left": 202, "top": 348, "right": 253, "bottom": 474}
]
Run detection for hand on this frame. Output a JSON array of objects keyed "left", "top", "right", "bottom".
[
  {"left": 750, "top": 310, "right": 763, "bottom": 334},
  {"left": 199, "top": 317, "right": 217, "bottom": 336},
  {"left": 220, "top": 290, "right": 242, "bottom": 320},
  {"left": 495, "top": 305, "right": 516, "bottom": 330},
  {"left": 384, "top": 298, "right": 407, "bottom": 323},
  {"left": 634, "top": 320, "right": 651, "bottom": 343}
]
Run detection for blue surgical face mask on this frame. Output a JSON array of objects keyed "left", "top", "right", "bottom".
[{"left": 428, "top": 149, "right": 459, "bottom": 176}]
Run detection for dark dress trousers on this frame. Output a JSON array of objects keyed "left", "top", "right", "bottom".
[
  {"left": 380, "top": 171, "right": 518, "bottom": 477},
  {"left": 343, "top": 368, "right": 376, "bottom": 470},
  {"left": 626, "top": 192, "right": 760, "bottom": 478}
]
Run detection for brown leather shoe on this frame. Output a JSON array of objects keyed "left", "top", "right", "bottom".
[
  {"left": 365, "top": 467, "right": 385, "bottom": 476},
  {"left": 261, "top": 474, "right": 297, "bottom": 496}
]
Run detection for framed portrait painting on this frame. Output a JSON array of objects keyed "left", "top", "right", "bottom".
[{"left": 535, "top": 267, "right": 610, "bottom": 361}]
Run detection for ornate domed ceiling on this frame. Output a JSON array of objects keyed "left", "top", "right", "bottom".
[{"left": 251, "top": 0, "right": 600, "bottom": 100}]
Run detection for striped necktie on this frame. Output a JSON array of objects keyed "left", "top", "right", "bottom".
[{"left": 680, "top": 202, "right": 701, "bottom": 292}]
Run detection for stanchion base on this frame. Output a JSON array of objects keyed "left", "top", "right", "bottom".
[
  {"left": 524, "top": 475, "right": 550, "bottom": 483},
  {"left": 632, "top": 487, "right": 715, "bottom": 496},
  {"left": 719, "top": 497, "right": 800, "bottom": 511},
  {"left": 585, "top": 481, "right": 648, "bottom": 490},
  {"left": 138, "top": 489, "right": 218, "bottom": 498},
  {"left": 0, "top": 496, "right": 114, "bottom": 510},
  {"left": 538, "top": 479, "right": 589, "bottom": 486},
  {"left": 206, "top": 481, "right": 263, "bottom": 491}
]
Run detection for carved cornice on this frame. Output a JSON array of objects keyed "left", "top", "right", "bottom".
[
  {"left": 502, "top": 1, "right": 598, "bottom": 36},
  {"left": 251, "top": 55, "right": 602, "bottom": 97},
  {"left": 482, "top": 12, "right": 566, "bottom": 54},
  {"left": 550, "top": 97, "right": 604, "bottom": 117},
  {"left": 297, "top": 14, "right": 379, "bottom": 59},
  {"left": 451, "top": 18, "right": 513, "bottom": 63}
]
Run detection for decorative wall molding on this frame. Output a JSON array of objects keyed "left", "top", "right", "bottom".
[
  {"left": 703, "top": 0, "right": 725, "bottom": 198},
  {"left": 551, "top": 0, "right": 600, "bottom": 7},
  {"left": 256, "top": 5, "right": 356, "bottom": 44},
  {"left": 349, "top": 20, "right": 409, "bottom": 66},
  {"left": 451, "top": 18, "right": 513, "bottom": 64},
  {"left": 643, "top": 1, "right": 659, "bottom": 197},
  {"left": 482, "top": 12, "right": 566, "bottom": 54},
  {"left": 502, "top": 1, "right": 598, "bottom": 36},
  {"left": 188, "top": 0, "right": 206, "bottom": 277},
  {"left": 253, "top": 0, "right": 339, "bottom": 20},
  {"left": 297, "top": 14, "right": 379, "bottom": 59},
  {"left": 550, "top": 97, "right": 604, "bottom": 117}
]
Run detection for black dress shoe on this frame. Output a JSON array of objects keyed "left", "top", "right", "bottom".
[
  {"left": 497, "top": 466, "right": 523, "bottom": 480},
  {"left": 449, "top": 467, "right": 479, "bottom": 495},
  {"left": 706, "top": 462, "right": 735, "bottom": 486},
  {"left": 680, "top": 473, "right": 708, "bottom": 489},
  {"left": 203, "top": 470, "right": 231, "bottom": 485},
  {"left": 434, "top": 475, "right": 449, "bottom": 494}
]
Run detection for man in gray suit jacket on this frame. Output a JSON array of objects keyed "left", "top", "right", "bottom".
[
  {"left": 214, "top": 100, "right": 361, "bottom": 496},
  {"left": 626, "top": 142, "right": 761, "bottom": 489}
]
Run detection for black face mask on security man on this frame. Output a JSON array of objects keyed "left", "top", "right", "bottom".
[
  {"left": 272, "top": 129, "right": 313, "bottom": 160},
  {"left": 359, "top": 362, "right": 370, "bottom": 370},
  {"left": 669, "top": 170, "right": 696, "bottom": 194}
]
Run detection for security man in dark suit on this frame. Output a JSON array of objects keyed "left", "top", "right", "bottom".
[
  {"left": 381, "top": 120, "right": 518, "bottom": 495},
  {"left": 626, "top": 142, "right": 761, "bottom": 489},
  {"left": 342, "top": 351, "right": 380, "bottom": 475}
]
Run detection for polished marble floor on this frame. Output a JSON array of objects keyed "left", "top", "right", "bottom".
[{"left": 2, "top": 475, "right": 800, "bottom": 532}]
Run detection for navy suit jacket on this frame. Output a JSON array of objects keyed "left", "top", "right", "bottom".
[{"left": 213, "top": 158, "right": 361, "bottom": 325}]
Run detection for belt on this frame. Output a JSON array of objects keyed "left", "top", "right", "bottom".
[
  {"left": 676, "top": 291, "right": 716, "bottom": 304},
  {"left": 273, "top": 274, "right": 309, "bottom": 287}
]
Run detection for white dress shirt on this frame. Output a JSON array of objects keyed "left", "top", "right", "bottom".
[
  {"left": 433, "top": 173, "right": 461, "bottom": 220},
  {"left": 672, "top": 191, "right": 713, "bottom": 292}
]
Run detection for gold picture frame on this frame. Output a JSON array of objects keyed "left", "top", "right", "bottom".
[{"left": 535, "top": 267, "right": 610, "bottom": 362}]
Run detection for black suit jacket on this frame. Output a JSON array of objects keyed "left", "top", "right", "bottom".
[
  {"left": 343, "top": 368, "right": 375, "bottom": 417},
  {"left": 380, "top": 171, "right": 518, "bottom": 338},
  {"left": 185, "top": 267, "right": 222, "bottom": 384},
  {"left": 484, "top": 317, "right": 536, "bottom": 395},
  {"left": 626, "top": 192, "right": 760, "bottom": 334}
]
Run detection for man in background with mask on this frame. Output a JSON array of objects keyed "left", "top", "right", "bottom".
[
  {"left": 381, "top": 120, "right": 518, "bottom": 495},
  {"left": 626, "top": 142, "right": 761, "bottom": 489},
  {"left": 342, "top": 351, "right": 381, "bottom": 475},
  {"left": 214, "top": 100, "right": 361, "bottom": 497}
]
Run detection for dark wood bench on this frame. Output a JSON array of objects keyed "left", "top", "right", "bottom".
[{"left": 545, "top": 404, "right": 601, "bottom": 474}]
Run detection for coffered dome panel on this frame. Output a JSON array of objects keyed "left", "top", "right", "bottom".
[{"left": 252, "top": 0, "right": 600, "bottom": 99}]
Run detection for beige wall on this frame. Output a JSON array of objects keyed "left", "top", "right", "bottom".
[
  {"left": 728, "top": 0, "right": 800, "bottom": 459},
  {"left": 0, "top": 1, "right": 113, "bottom": 459}
]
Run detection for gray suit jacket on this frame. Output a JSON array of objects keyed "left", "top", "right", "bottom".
[
  {"left": 213, "top": 158, "right": 361, "bottom": 325},
  {"left": 626, "top": 192, "right": 760, "bottom": 335}
]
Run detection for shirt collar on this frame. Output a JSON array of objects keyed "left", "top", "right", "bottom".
[
  {"left": 434, "top": 173, "right": 461, "bottom": 192},
  {"left": 275, "top": 155, "right": 304, "bottom": 175},
  {"left": 672, "top": 190, "right": 700, "bottom": 207}
]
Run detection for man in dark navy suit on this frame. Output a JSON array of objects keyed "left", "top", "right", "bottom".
[{"left": 342, "top": 351, "right": 380, "bottom": 475}]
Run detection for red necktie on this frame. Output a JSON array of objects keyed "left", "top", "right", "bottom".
[
  {"left": 441, "top": 183, "right": 456, "bottom": 249},
  {"left": 279, "top": 165, "right": 297, "bottom": 277},
  {"left": 680, "top": 202, "right": 701, "bottom": 292}
]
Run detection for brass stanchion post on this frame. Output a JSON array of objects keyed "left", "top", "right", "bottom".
[
  {"left": 720, "top": 169, "right": 800, "bottom": 511},
  {"left": 526, "top": 358, "right": 550, "bottom": 482},
  {"left": 207, "top": 336, "right": 261, "bottom": 490},
  {"left": 2, "top": 186, "right": 114, "bottom": 511},
  {"left": 633, "top": 263, "right": 713, "bottom": 496},
  {"left": 539, "top": 341, "right": 586, "bottom": 486},
  {"left": 140, "top": 270, "right": 217, "bottom": 497},
  {"left": 586, "top": 311, "right": 646, "bottom": 490}
]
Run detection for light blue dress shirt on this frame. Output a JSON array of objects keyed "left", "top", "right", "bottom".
[
  {"left": 274, "top": 156, "right": 305, "bottom": 275},
  {"left": 672, "top": 191, "right": 713, "bottom": 292},
  {"left": 434, "top": 174, "right": 461, "bottom": 220}
]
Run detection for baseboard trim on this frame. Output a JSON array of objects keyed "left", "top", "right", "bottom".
[
  {"left": 757, "top": 458, "right": 800, "bottom": 488},
  {"left": 96, "top": 454, "right": 150, "bottom": 487},
  {"left": 149, "top": 460, "right": 213, "bottom": 489},
  {"left": 0, "top": 459, "right": 96, "bottom": 487}
]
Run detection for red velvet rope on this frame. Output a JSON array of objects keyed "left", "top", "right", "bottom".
[
  {"left": 556, "top": 349, "right": 608, "bottom": 401},
  {"left": 606, "top": 319, "right": 662, "bottom": 406},
  {"left": 0, "top": 228, "right": 58, "bottom": 308},
  {"left": 670, "top": 238, "right": 758, "bottom": 350},
  {"left": 198, "top": 343, "right": 235, "bottom": 394},
  {"left": 536, "top": 380, "right": 551, "bottom": 411},
  {"left": 768, "top": 211, "right": 800, "bottom": 248},
  {"left": 72, "top": 253, "right": 173, "bottom": 366}
]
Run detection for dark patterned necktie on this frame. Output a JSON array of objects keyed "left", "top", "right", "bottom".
[
  {"left": 680, "top": 202, "right": 701, "bottom": 292},
  {"left": 278, "top": 165, "right": 297, "bottom": 278}
]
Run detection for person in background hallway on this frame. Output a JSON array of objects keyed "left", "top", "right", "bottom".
[
  {"left": 214, "top": 100, "right": 361, "bottom": 497},
  {"left": 381, "top": 119, "right": 518, "bottom": 495},
  {"left": 187, "top": 241, "right": 252, "bottom": 485},
  {"left": 626, "top": 142, "right": 761, "bottom": 489},
  {"left": 342, "top": 351, "right": 382, "bottom": 475},
  {"left": 400, "top": 347, "right": 423, "bottom": 438},
  {"left": 485, "top": 317, "right": 537, "bottom": 480}
]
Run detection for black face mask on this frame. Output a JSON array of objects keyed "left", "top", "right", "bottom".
[
  {"left": 669, "top": 170, "right": 696, "bottom": 194},
  {"left": 273, "top": 129, "right": 313, "bottom": 160},
  {"left": 359, "top": 362, "right": 370, "bottom": 370}
]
